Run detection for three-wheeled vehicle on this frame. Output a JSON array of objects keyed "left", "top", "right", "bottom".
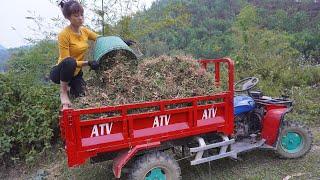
[{"left": 60, "top": 58, "right": 312, "bottom": 179}]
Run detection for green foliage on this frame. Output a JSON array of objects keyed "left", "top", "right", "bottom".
[
  {"left": 291, "top": 30, "right": 320, "bottom": 63},
  {"left": 7, "top": 40, "right": 58, "bottom": 84},
  {"left": 128, "top": 0, "right": 320, "bottom": 62},
  {"left": 231, "top": 5, "right": 320, "bottom": 125},
  {"left": 232, "top": 8, "right": 299, "bottom": 71},
  {"left": 132, "top": 1, "right": 191, "bottom": 37},
  {"left": 254, "top": 1, "right": 320, "bottom": 62},
  {"left": 0, "top": 41, "right": 60, "bottom": 165},
  {"left": 130, "top": 0, "right": 237, "bottom": 58},
  {"left": 287, "top": 86, "right": 320, "bottom": 125},
  {"left": 116, "top": 16, "right": 134, "bottom": 39},
  {"left": 235, "top": 5, "right": 259, "bottom": 31},
  {"left": 1, "top": 0, "right": 320, "bottom": 166},
  {"left": 94, "top": 0, "right": 320, "bottom": 125}
]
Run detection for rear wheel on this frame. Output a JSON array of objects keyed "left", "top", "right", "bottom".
[
  {"left": 276, "top": 121, "right": 313, "bottom": 158},
  {"left": 128, "top": 151, "right": 181, "bottom": 180}
]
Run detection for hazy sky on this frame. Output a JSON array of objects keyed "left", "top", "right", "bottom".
[{"left": 0, "top": 0, "right": 154, "bottom": 49}]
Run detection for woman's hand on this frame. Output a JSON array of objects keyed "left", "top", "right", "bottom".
[
  {"left": 124, "top": 39, "right": 136, "bottom": 46},
  {"left": 88, "top": 61, "right": 100, "bottom": 70}
]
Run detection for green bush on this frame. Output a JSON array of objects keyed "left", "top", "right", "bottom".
[
  {"left": 0, "top": 73, "right": 60, "bottom": 164},
  {"left": 287, "top": 86, "right": 320, "bottom": 125},
  {"left": 0, "top": 41, "right": 60, "bottom": 165}
]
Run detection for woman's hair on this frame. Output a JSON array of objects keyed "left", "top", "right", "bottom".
[{"left": 58, "top": 0, "right": 84, "bottom": 19}]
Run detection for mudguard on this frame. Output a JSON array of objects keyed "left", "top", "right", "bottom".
[
  {"left": 113, "top": 142, "right": 160, "bottom": 178},
  {"left": 261, "top": 105, "right": 291, "bottom": 146}
]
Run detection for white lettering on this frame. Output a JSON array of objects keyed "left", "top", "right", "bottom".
[
  {"left": 153, "top": 116, "right": 160, "bottom": 127},
  {"left": 164, "top": 115, "right": 170, "bottom": 125},
  {"left": 153, "top": 115, "right": 171, "bottom": 128},
  {"left": 106, "top": 123, "right": 113, "bottom": 135},
  {"left": 90, "top": 123, "right": 113, "bottom": 137},
  {"left": 99, "top": 124, "right": 105, "bottom": 136},
  {"left": 202, "top": 108, "right": 217, "bottom": 120},
  {"left": 90, "top": 125, "right": 99, "bottom": 137}
]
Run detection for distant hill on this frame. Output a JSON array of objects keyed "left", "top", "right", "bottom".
[
  {"left": 130, "top": 0, "right": 320, "bottom": 61},
  {"left": 0, "top": 44, "right": 10, "bottom": 72}
]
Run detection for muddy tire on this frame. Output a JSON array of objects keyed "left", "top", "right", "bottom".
[
  {"left": 276, "top": 121, "right": 313, "bottom": 159},
  {"left": 128, "top": 151, "right": 181, "bottom": 180}
]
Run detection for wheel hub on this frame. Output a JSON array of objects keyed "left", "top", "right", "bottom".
[
  {"left": 281, "top": 132, "right": 303, "bottom": 153},
  {"left": 145, "top": 168, "right": 166, "bottom": 180}
]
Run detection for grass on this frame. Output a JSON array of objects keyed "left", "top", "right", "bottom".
[
  {"left": 182, "top": 128, "right": 320, "bottom": 180},
  {"left": 288, "top": 86, "right": 320, "bottom": 125},
  {"left": 1, "top": 129, "right": 319, "bottom": 180},
  {"left": 32, "top": 128, "right": 320, "bottom": 179},
  {"left": 181, "top": 147, "right": 320, "bottom": 180}
]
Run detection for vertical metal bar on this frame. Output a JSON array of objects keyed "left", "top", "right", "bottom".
[
  {"left": 192, "top": 98, "right": 198, "bottom": 127},
  {"left": 215, "top": 62, "right": 220, "bottom": 87},
  {"left": 64, "top": 109, "right": 78, "bottom": 166},
  {"left": 160, "top": 103, "right": 165, "bottom": 112},
  {"left": 75, "top": 113, "right": 82, "bottom": 150},
  {"left": 122, "top": 107, "right": 128, "bottom": 139},
  {"left": 188, "top": 108, "right": 193, "bottom": 128},
  {"left": 227, "top": 59, "right": 235, "bottom": 134},
  {"left": 228, "top": 59, "right": 234, "bottom": 94}
]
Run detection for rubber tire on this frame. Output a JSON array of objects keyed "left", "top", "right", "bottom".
[
  {"left": 128, "top": 151, "right": 181, "bottom": 180},
  {"left": 276, "top": 121, "right": 313, "bottom": 159}
]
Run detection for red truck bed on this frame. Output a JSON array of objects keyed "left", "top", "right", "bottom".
[{"left": 59, "top": 58, "right": 235, "bottom": 167}]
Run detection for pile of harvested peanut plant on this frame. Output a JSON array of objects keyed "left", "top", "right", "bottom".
[{"left": 74, "top": 55, "right": 219, "bottom": 109}]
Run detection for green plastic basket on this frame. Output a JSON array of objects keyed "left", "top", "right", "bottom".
[{"left": 93, "top": 36, "right": 137, "bottom": 63}]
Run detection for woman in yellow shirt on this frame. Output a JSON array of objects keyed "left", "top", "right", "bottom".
[{"left": 50, "top": 0, "right": 100, "bottom": 109}]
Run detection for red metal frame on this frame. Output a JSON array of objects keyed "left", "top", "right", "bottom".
[
  {"left": 59, "top": 58, "right": 235, "bottom": 176},
  {"left": 261, "top": 104, "right": 288, "bottom": 146}
]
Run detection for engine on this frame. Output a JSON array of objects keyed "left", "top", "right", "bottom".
[{"left": 234, "top": 108, "right": 264, "bottom": 138}]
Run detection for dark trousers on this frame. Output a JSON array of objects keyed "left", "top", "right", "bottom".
[{"left": 50, "top": 57, "right": 86, "bottom": 98}]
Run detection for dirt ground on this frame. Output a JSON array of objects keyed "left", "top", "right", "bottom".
[{"left": 1, "top": 127, "right": 319, "bottom": 180}]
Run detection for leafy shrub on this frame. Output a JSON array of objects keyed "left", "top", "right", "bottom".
[
  {"left": 287, "top": 86, "right": 320, "bottom": 125},
  {"left": 233, "top": 5, "right": 320, "bottom": 125},
  {"left": 0, "top": 41, "right": 60, "bottom": 165},
  {"left": 0, "top": 74, "right": 60, "bottom": 164}
]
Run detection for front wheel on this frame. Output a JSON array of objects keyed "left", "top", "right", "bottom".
[
  {"left": 276, "top": 121, "right": 313, "bottom": 158},
  {"left": 128, "top": 151, "right": 181, "bottom": 180}
]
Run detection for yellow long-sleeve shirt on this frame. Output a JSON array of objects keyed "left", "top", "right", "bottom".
[{"left": 57, "top": 26, "right": 99, "bottom": 76}]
